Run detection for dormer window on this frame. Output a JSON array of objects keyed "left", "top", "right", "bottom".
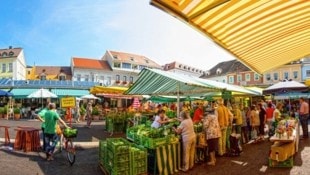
[
  {"left": 113, "top": 55, "right": 118, "bottom": 59},
  {"left": 145, "top": 59, "right": 149, "bottom": 64},
  {"left": 9, "top": 51, "right": 14, "bottom": 56},
  {"left": 216, "top": 68, "right": 222, "bottom": 75},
  {"left": 40, "top": 73, "right": 47, "bottom": 80},
  {"left": 2, "top": 52, "right": 7, "bottom": 57},
  {"left": 179, "top": 64, "right": 182, "bottom": 68},
  {"left": 205, "top": 71, "right": 210, "bottom": 76},
  {"left": 184, "top": 66, "right": 187, "bottom": 69},
  {"left": 130, "top": 57, "right": 135, "bottom": 62},
  {"left": 58, "top": 72, "right": 66, "bottom": 81}
]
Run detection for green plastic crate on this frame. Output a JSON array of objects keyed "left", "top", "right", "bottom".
[
  {"left": 99, "top": 140, "right": 107, "bottom": 166},
  {"left": 268, "top": 157, "right": 293, "bottom": 167},
  {"left": 142, "top": 137, "right": 167, "bottom": 149},
  {"left": 130, "top": 144, "right": 148, "bottom": 175},
  {"left": 107, "top": 138, "right": 131, "bottom": 154}
]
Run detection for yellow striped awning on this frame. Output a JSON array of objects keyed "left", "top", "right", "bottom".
[{"left": 150, "top": 0, "right": 310, "bottom": 74}]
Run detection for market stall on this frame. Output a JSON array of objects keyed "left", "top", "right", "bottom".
[{"left": 269, "top": 119, "right": 299, "bottom": 167}]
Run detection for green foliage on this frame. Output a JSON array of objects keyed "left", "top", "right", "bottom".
[
  {"left": 14, "top": 107, "right": 20, "bottom": 114},
  {"left": 92, "top": 106, "right": 100, "bottom": 115},
  {"left": 80, "top": 105, "right": 86, "bottom": 115},
  {"left": 0, "top": 107, "right": 4, "bottom": 114}
]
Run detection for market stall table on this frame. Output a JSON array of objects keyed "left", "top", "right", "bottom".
[
  {"left": 148, "top": 142, "right": 181, "bottom": 175},
  {"left": 14, "top": 126, "right": 41, "bottom": 152},
  {"left": 0, "top": 125, "right": 10, "bottom": 145}
]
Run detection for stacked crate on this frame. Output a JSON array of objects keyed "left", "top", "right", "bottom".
[
  {"left": 130, "top": 144, "right": 147, "bottom": 175},
  {"left": 106, "top": 138, "right": 131, "bottom": 175},
  {"left": 99, "top": 140, "right": 107, "bottom": 167}
]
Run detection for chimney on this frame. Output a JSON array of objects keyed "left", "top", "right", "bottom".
[{"left": 9, "top": 46, "right": 12, "bottom": 49}]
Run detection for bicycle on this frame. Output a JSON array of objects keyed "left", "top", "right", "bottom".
[{"left": 54, "top": 128, "right": 78, "bottom": 166}]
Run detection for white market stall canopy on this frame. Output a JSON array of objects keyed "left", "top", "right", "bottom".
[
  {"left": 263, "top": 80, "right": 308, "bottom": 95},
  {"left": 124, "top": 68, "right": 260, "bottom": 96},
  {"left": 150, "top": 0, "right": 310, "bottom": 74}
]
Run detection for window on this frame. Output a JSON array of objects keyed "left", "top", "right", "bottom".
[
  {"left": 27, "top": 71, "right": 31, "bottom": 75},
  {"left": 132, "top": 64, "right": 138, "bottom": 69},
  {"left": 222, "top": 79, "right": 225, "bottom": 83},
  {"left": 145, "top": 60, "right": 149, "bottom": 64},
  {"left": 2, "top": 64, "right": 6, "bottom": 73},
  {"left": 130, "top": 76, "right": 134, "bottom": 83},
  {"left": 216, "top": 68, "right": 222, "bottom": 75},
  {"left": 8, "top": 63, "right": 13, "bottom": 72},
  {"left": 306, "top": 70, "right": 310, "bottom": 77},
  {"left": 245, "top": 74, "right": 250, "bottom": 81},
  {"left": 266, "top": 74, "right": 271, "bottom": 81},
  {"left": 113, "top": 55, "right": 118, "bottom": 59},
  {"left": 2, "top": 52, "right": 7, "bottom": 57},
  {"left": 254, "top": 73, "right": 260, "bottom": 81},
  {"left": 237, "top": 75, "right": 242, "bottom": 82},
  {"left": 40, "top": 74, "right": 46, "bottom": 80},
  {"left": 9, "top": 51, "right": 14, "bottom": 56},
  {"left": 107, "top": 77, "right": 111, "bottom": 85},
  {"left": 229, "top": 76, "right": 234, "bottom": 84},
  {"left": 284, "top": 72, "right": 289, "bottom": 80},
  {"left": 273, "top": 73, "right": 278, "bottom": 80},
  {"left": 91, "top": 74, "right": 95, "bottom": 82},
  {"left": 77, "top": 74, "right": 81, "bottom": 81},
  {"left": 59, "top": 75, "right": 66, "bottom": 81},
  {"left": 139, "top": 65, "right": 146, "bottom": 70},
  {"left": 116, "top": 75, "right": 120, "bottom": 81},
  {"left": 293, "top": 71, "right": 298, "bottom": 79},
  {"left": 123, "top": 76, "right": 127, "bottom": 82},
  {"left": 130, "top": 57, "right": 135, "bottom": 62},
  {"left": 122, "top": 63, "right": 131, "bottom": 69},
  {"left": 99, "top": 76, "right": 104, "bottom": 81},
  {"left": 113, "top": 62, "right": 121, "bottom": 68},
  {"left": 85, "top": 75, "right": 89, "bottom": 81}
]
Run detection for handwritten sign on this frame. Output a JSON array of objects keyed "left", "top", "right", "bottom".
[{"left": 61, "top": 97, "right": 76, "bottom": 108}]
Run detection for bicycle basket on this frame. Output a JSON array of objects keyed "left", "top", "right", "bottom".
[{"left": 63, "top": 128, "right": 78, "bottom": 138}]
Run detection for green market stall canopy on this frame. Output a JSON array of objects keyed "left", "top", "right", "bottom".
[
  {"left": 150, "top": 0, "right": 310, "bottom": 74},
  {"left": 124, "top": 68, "right": 260, "bottom": 96}
]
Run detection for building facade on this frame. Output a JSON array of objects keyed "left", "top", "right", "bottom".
[
  {"left": 0, "top": 46, "right": 27, "bottom": 80},
  {"left": 201, "top": 59, "right": 263, "bottom": 86},
  {"left": 162, "top": 61, "right": 205, "bottom": 77},
  {"left": 27, "top": 66, "right": 72, "bottom": 80},
  {"left": 263, "top": 61, "right": 302, "bottom": 85}
]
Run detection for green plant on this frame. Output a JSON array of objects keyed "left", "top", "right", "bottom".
[
  {"left": 80, "top": 106, "right": 86, "bottom": 115},
  {"left": 92, "top": 106, "right": 100, "bottom": 115},
  {"left": 0, "top": 107, "right": 4, "bottom": 114},
  {"left": 14, "top": 107, "right": 21, "bottom": 114}
]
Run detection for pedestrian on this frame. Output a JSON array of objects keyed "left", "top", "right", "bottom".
[
  {"left": 299, "top": 97, "right": 309, "bottom": 139},
  {"left": 265, "top": 103, "right": 275, "bottom": 136},
  {"left": 203, "top": 109, "right": 221, "bottom": 166},
  {"left": 250, "top": 105, "right": 260, "bottom": 140},
  {"left": 192, "top": 103, "right": 204, "bottom": 123},
  {"left": 240, "top": 104, "right": 249, "bottom": 144},
  {"left": 215, "top": 98, "right": 229, "bottom": 156},
  {"left": 74, "top": 102, "right": 81, "bottom": 123},
  {"left": 86, "top": 101, "right": 93, "bottom": 128},
  {"left": 44, "top": 103, "right": 69, "bottom": 161},
  {"left": 258, "top": 103, "right": 266, "bottom": 140},
  {"left": 173, "top": 111, "right": 196, "bottom": 172},
  {"left": 36, "top": 103, "right": 50, "bottom": 151}
]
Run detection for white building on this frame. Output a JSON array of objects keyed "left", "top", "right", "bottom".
[
  {"left": 0, "top": 46, "right": 27, "bottom": 80},
  {"left": 162, "top": 61, "right": 205, "bottom": 77}
]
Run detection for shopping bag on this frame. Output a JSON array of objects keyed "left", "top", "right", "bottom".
[{"left": 251, "top": 129, "right": 257, "bottom": 139}]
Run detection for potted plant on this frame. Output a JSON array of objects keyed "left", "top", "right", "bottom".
[
  {"left": 14, "top": 107, "right": 21, "bottom": 120},
  {"left": 0, "top": 107, "right": 4, "bottom": 118},
  {"left": 92, "top": 106, "right": 100, "bottom": 120},
  {"left": 80, "top": 106, "right": 86, "bottom": 121}
]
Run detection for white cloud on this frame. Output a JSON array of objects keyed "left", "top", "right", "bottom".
[{"left": 105, "top": 0, "right": 235, "bottom": 70}]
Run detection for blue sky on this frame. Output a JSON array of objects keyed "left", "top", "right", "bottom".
[{"left": 0, "top": 0, "right": 235, "bottom": 70}]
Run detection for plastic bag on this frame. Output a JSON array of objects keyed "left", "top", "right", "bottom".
[{"left": 63, "top": 128, "right": 78, "bottom": 138}]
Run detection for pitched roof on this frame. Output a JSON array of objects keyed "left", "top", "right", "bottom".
[
  {"left": 72, "top": 57, "right": 112, "bottom": 70},
  {"left": 35, "top": 66, "right": 72, "bottom": 76},
  {"left": 107, "top": 50, "right": 161, "bottom": 68},
  {"left": 0, "top": 47, "right": 22, "bottom": 58}
]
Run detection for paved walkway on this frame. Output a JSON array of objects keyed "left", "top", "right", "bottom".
[{"left": 0, "top": 119, "right": 309, "bottom": 175}]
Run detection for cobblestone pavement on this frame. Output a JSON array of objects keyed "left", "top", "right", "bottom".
[{"left": 0, "top": 119, "right": 309, "bottom": 175}]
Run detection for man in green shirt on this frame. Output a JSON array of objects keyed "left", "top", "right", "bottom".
[
  {"left": 43, "top": 103, "right": 69, "bottom": 161},
  {"left": 36, "top": 105, "right": 49, "bottom": 151}
]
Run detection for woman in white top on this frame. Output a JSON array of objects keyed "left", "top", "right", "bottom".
[
  {"left": 151, "top": 109, "right": 169, "bottom": 128},
  {"left": 173, "top": 111, "right": 196, "bottom": 172}
]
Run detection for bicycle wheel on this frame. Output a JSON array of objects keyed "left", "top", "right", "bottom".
[{"left": 66, "top": 139, "right": 76, "bottom": 166}]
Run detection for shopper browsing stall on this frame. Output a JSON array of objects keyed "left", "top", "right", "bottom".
[
  {"left": 203, "top": 109, "right": 221, "bottom": 166},
  {"left": 151, "top": 109, "right": 170, "bottom": 128},
  {"left": 173, "top": 111, "right": 196, "bottom": 172}
]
